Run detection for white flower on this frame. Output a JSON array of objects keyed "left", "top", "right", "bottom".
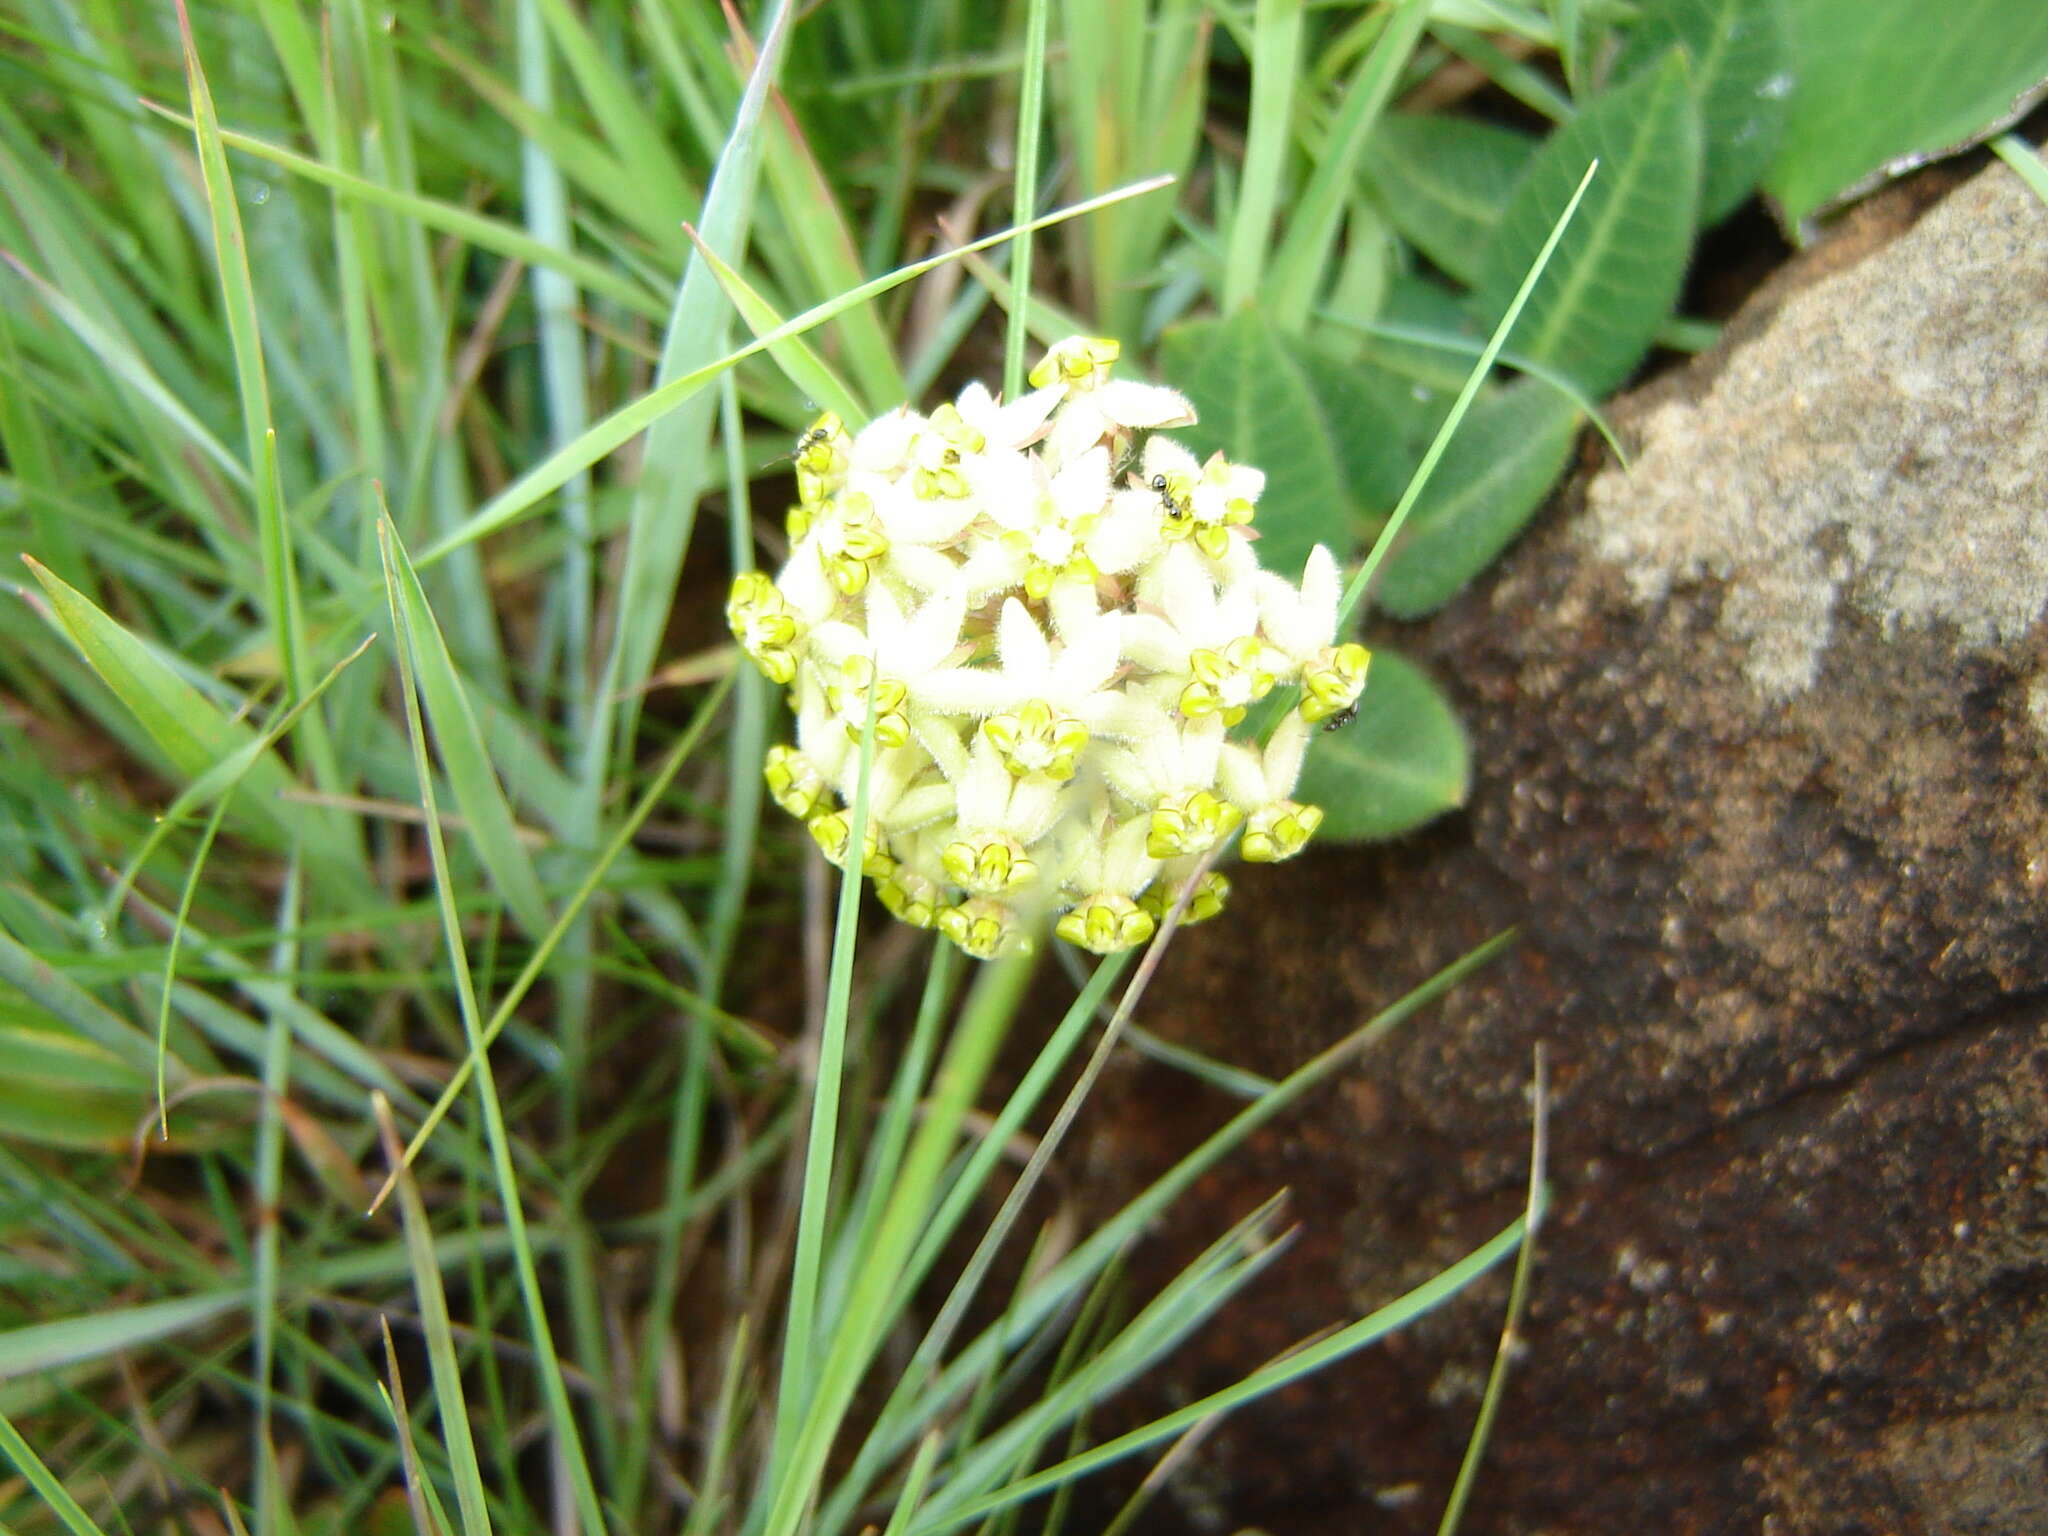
[
  {"left": 1255, "top": 546, "right": 1372, "bottom": 723},
  {"left": 727, "top": 333, "right": 1354, "bottom": 958},
  {"left": 1255, "top": 544, "right": 1342, "bottom": 660},
  {"left": 1217, "top": 713, "right": 1323, "bottom": 862},
  {"left": 980, "top": 446, "right": 1150, "bottom": 601},
  {"left": 953, "top": 379, "right": 1061, "bottom": 454},
  {"left": 802, "top": 580, "right": 968, "bottom": 749},
  {"left": 1030, "top": 337, "right": 1196, "bottom": 466},
  {"left": 1141, "top": 437, "right": 1262, "bottom": 562},
  {"left": 1124, "top": 545, "right": 1288, "bottom": 726}
]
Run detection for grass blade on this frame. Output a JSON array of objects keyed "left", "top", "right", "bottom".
[
  {"left": 417, "top": 174, "right": 1174, "bottom": 565},
  {"left": 375, "top": 1095, "right": 493, "bottom": 1536},
  {"left": 909, "top": 1214, "right": 1531, "bottom": 1535},
  {"left": 682, "top": 228, "right": 863, "bottom": 424},
  {"left": 1221, "top": 0, "right": 1304, "bottom": 310},
  {"left": 1004, "top": 0, "right": 1051, "bottom": 398},
  {"left": 136, "top": 105, "right": 667, "bottom": 320},
  {"left": 369, "top": 669, "right": 735, "bottom": 1209},
  {"left": 380, "top": 529, "right": 551, "bottom": 937},
  {"left": 1267, "top": 0, "right": 1429, "bottom": 330},
  {"left": 19, "top": 555, "right": 360, "bottom": 895},
  {"left": 175, "top": 0, "right": 308, "bottom": 713},
  {"left": 377, "top": 515, "right": 605, "bottom": 1536},
  {"left": 1437, "top": 1048, "right": 1550, "bottom": 1535},
  {"left": 769, "top": 668, "right": 883, "bottom": 1483},
  {"left": 1339, "top": 158, "right": 1600, "bottom": 628},
  {"left": 0, "top": 1405, "right": 110, "bottom": 1536}
]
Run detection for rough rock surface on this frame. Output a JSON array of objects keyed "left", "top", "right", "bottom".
[{"left": 1077, "top": 161, "right": 2048, "bottom": 1535}]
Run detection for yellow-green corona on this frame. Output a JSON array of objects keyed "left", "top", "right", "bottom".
[
  {"left": 982, "top": 701, "right": 1089, "bottom": 781},
  {"left": 1146, "top": 789, "right": 1243, "bottom": 861},
  {"left": 1241, "top": 801, "right": 1324, "bottom": 863},
  {"left": 939, "top": 899, "right": 1029, "bottom": 959},
  {"left": 876, "top": 863, "right": 944, "bottom": 929},
  {"left": 941, "top": 832, "right": 1038, "bottom": 897},
  {"left": 720, "top": 337, "right": 1370, "bottom": 958},
  {"left": 763, "top": 744, "right": 828, "bottom": 820},
  {"left": 1139, "top": 871, "right": 1230, "bottom": 927},
  {"left": 726, "top": 571, "right": 801, "bottom": 685},
  {"left": 1029, "top": 335, "right": 1120, "bottom": 392},
  {"left": 823, "top": 656, "right": 910, "bottom": 748},
  {"left": 794, "top": 412, "right": 850, "bottom": 505},
  {"left": 1300, "top": 642, "right": 1371, "bottom": 724},
  {"left": 1177, "top": 637, "right": 1283, "bottom": 727},
  {"left": 806, "top": 809, "right": 893, "bottom": 880},
  {"left": 1056, "top": 893, "right": 1155, "bottom": 955}
]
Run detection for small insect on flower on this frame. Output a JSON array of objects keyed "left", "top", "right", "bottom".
[
  {"left": 1151, "top": 472, "right": 1193, "bottom": 530},
  {"left": 1322, "top": 702, "right": 1359, "bottom": 733},
  {"left": 722, "top": 335, "right": 1371, "bottom": 958}
]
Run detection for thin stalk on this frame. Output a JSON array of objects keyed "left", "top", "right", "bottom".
[{"left": 1004, "top": 0, "right": 1051, "bottom": 400}]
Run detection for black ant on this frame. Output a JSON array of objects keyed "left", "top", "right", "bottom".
[
  {"left": 1322, "top": 702, "right": 1359, "bottom": 733},
  {"left": 1150, "top": 473, "right": 1192, "bottom": 524}
]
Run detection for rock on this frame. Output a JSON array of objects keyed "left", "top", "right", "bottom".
[{"left": 1076, "top": 160, "right": 2048, "bottom": 1535}]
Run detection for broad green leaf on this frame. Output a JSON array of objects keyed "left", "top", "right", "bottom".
[
  {"left": 1376, "top": 380, "right": 1583, "bottom": 617},
  {"left": 1296, "top": 648, "right": 1468, "bottom": 840},
  {"left": 1763, "top": 0, "right": 2048, "bottom": 224},
  {"left": 1355, "top": 272, "right": 1493, "bottom": 394},
  {"left": 1365, "top": 113, "right": 1539, "bottom": 286},
  {"left": 1612, "top": 0, "right": 1793, "bottom": 222},
  {"left": 379, "top": 526, "right": 552, "bottom": 938},
  {"left": 1474, "top": 51, "right": 1702, "bottom": 396},
  {"left": 1289, "top": 345, "right": 1450, "bottom": 517},
  {"left": 1158, "top": 307, "right": 1366, "bottom": 578}
]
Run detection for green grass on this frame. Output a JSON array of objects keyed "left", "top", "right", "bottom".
[{"left": 0, "top": 3, "right": 1597, "bottom": 1533}]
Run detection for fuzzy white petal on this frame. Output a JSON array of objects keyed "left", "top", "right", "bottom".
[
  {"left": 1054, "top": 612, "right": 1122, "bottom": 697},
  {"left": 1178, "top": 716, "right": 1225, "bottom": 788},
  {"left": 1101, "top": 814, "right": 1160, "bottom": 897},
  {"left": 897, "top": 585, "right": 967, "bottom": 673},
  {"left": 1141, "top": 435, "right": 1202, "bottom": 480},
  {"left": 956, "top": 541, "right": 1027, "bottom": 601},
  {"left": 851, "top": 409, "right": 919, "bottom": 472},
  {"left": 913, "top": 665, "right": 1006, "bottom": 716},
  {"left": 1217, "top": 742, "right": 1268, "bottom": 810},
  {"left": 889, "top": 545, "right": 964, "bottom": 593},
  {"left": 1085, "top": 494, "right": 1164, "bottom": 575},
  {"left": 1044, "top": 577, "right": 1104, "bottom": 646},
  {"left": 808, "top": 619, "right": 869, "bottom": 667},
  {"left": 1119, "top": 613, "right": 1190, "bottom": 675},
  {"left": 1094, "top": 380, "right": 1195, "bottom": 429},
  {"left": 912, "top": 711, "right": 971, "bottom": 780},
  {"left": 1263, "top": 712, "right": 1312, "bottom": 798},
  {"left": 882, "top": 783, "right": 958, "bottom": 832},
  {"left": 1043, "top": 402, "right": 1108, "bottom": 468},
  {"left": 956, "top": 736, "right": 1012, "bottom": 829},
  {"left": 997, "top": 599, "right": 1052, "bottom": 684},
  {"left": 777, "top": 554, "right": 839, "bottom": 624}
]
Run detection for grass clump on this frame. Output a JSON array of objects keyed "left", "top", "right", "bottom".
[{"left": 22, "top": 0, "right": 1920, "bottom": 1530}]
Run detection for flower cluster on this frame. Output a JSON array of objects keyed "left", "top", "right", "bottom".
[{"left": 726, "top": 337, "right": 1370, "bottom": 960}]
